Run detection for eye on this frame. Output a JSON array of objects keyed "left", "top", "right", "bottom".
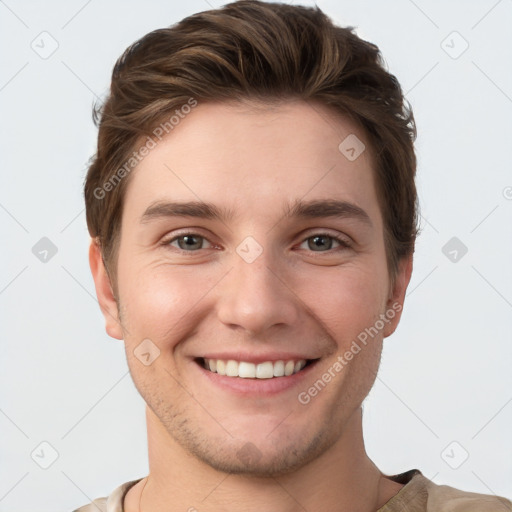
[
  {"left": 162, "top": 231, "right": 350, "bottom": 254},
  {"left": 299, "top": 233, "right": 351, "bottom": 252},
  {"left": 166, "top": 233, "right": 213, "bottom": 251}
]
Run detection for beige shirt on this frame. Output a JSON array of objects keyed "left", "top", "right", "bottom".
[{"left": 73, "top": 469, "right": 512, "bottom": 512}]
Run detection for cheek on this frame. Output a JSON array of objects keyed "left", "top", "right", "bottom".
[
  {"left": 117, "top": 266, "right": 207, "bottom": 394},
  {"left": 298, "top": 263, "right": 389, "bottom": 345},
  {"left": 117, "top": 261, "right": 218, "bottom": 348}
]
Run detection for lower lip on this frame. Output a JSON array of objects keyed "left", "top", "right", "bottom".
[{"left": 194, "top": 360, "right": 319, "bottom": 396}]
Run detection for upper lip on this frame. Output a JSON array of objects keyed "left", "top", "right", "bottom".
[{"left": 196, "top": 352, "right": 319, "bottom": 364}]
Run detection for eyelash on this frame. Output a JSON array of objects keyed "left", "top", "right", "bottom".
[{"left": 161, "top": 231, "right": 352, "bottom": 254}]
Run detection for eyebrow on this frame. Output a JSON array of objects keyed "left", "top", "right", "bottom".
[
  {"left": 140, "top": 199, "right": 372, "bottom": 227},
  {"left": 283, "top": 198, "right": 372, "bottom": 227},
  {"left": 140, "top": 201, "right": 236, "bottom": 223}
]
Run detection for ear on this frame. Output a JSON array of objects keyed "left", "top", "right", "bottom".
[
  {"left": 89, "top": 238, "right": 123, "bottom": 340},
  {"left": 383, "top": 253, "right": 413, "bottom": 338}
]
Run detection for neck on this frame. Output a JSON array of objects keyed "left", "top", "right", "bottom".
[{"left": 126, "top": 406, "right": 400, "bottom": 512}]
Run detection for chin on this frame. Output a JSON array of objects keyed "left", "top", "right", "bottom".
[{"left": 174, "top": 424, "right": 332, "bottom": 477}]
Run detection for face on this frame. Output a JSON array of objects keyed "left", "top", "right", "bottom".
[{"left": 92, "top": 100, "right": 411, "bottom": 476}]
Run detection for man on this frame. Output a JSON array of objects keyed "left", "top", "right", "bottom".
[{"left": 75, "top": 1, "right": 512, "bottom": 510}]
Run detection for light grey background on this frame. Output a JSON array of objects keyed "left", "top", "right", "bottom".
[{"left": 1, "top": 0, "right": 511, "bottom": 510}]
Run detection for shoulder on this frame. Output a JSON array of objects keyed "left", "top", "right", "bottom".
[
  {"left": 420, "top": 475, "right": 512, "bottom": 512},
  {"left": 71, "top": 478, "right": 143, "bottom": 512},
  {"left": 72, "top": 497, "right": 107, "bottom": 512},
  {"left": 379, "top": 470, "right": 512, "bottom": 512}
]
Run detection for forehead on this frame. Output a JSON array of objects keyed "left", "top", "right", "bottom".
[{"left": 122, "top": 99, "right": 382, "bottom": 229}]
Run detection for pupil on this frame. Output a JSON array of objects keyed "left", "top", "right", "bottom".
[
  {"left": 310, "top": 235, "right": 331, "bottom": 251},
  {"left": 180, "top": 235, "right": 201, "bottom": 250}
]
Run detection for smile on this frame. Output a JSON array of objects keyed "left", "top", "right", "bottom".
[{"left": 201, "top": 358, "right": 311, "bottom": 379}]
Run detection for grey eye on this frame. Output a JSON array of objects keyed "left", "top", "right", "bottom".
[
  {"left": 306, "top": 235, "right": 337, "bottom": 251},
  {"left": 171, "top": 234, "right": 210, "bottom": 251}
]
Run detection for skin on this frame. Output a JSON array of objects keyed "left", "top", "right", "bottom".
[{"left": 90, "top": 99, "right": 413, "bottom": 511}]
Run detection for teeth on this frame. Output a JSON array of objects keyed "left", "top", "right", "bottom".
[
  {"left": 256, "top": 361, "right": 273, "bottom": 379},
  {"left": 203, "top": 358, "right": 307, "bottom": 379},
  {"left": 239, "top": 361, "right": 256, "bottom": 378},
  {"left": 273, "top": 360, "right": 285, "bottom": 377},
  {"left": 226, "top": 360, "right": 238, "bottom": 377},
  {"left": 284, "top": 360, "right": 295, "bottom": 376},
  {"left": 216, "top": 360, "right": 226, "bottom": 376}
]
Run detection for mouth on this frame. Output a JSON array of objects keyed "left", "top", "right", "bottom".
[{"left": 196, "top": 357, "right": 318, "bottom": 379}]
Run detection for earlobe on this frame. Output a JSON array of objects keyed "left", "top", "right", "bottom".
[
  {"left": 88, "top": 239, "right": 124, "bottom": 340},
  {"left": 383, "top": 253, "right": 413, "bottom": 338}
]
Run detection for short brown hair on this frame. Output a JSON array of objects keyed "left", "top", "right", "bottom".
[{"left": 84, "top": 0, "right": 419, "bottom": 292}]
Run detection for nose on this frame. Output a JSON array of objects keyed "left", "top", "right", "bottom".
[{"left": 216, "top": 249, "right": 300, "bottom": 336}]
